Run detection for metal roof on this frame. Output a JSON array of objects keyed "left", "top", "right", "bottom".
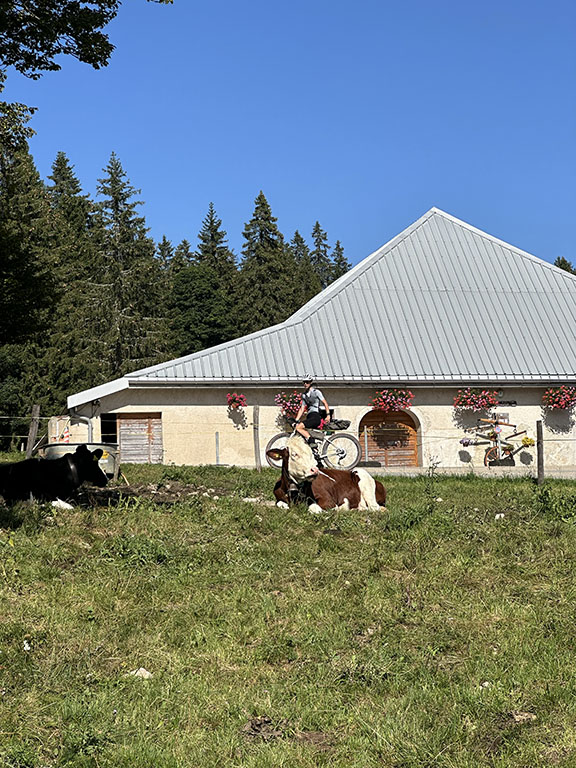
[{"left": 68, "top": 208, "right": 576, "bottom": 407}]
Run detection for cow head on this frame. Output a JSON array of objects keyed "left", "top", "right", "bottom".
[
  {"left": 267, "top": 436, "right": 318, "bottom": 484},
  {"left": 73, "top": 445, "right": 109, "bottom": 487}
]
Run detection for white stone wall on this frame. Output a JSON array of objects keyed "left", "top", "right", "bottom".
[{"left": 67, "top": 385, "right": 576, "bottom": 470}]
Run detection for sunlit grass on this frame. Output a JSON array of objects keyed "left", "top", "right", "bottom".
[{"left": 1, "top": 467, "right": 576, "bottom": 766}]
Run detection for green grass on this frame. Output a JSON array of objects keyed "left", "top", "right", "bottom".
[{"left": 2, "top": 465, "right": 576, "bottom": 766}]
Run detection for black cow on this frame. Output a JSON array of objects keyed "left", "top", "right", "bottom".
[{"left": 0, "top": 444, "right": 108, "bottom": 505}]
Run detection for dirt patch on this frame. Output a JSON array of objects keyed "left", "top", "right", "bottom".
[
  {"left": 241, "top": 716, "right": 334, "bottom": 750},
  {"left": 242, "top": 716, "right": 285, "bottom": 742},
  {"left": 77, "top": 482, "right": 227, "bottom": 507}
]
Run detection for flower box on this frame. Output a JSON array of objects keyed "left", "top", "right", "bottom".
[
  {"left": 542, "top": 385, "right": 576, "bottom": 410},
  {"left": 453, "top": 388, "right": 498, "bottom": 412},
  {"left": 226, "top": 392, "right": 247, "bottom": 409},
  {"left": 274, "top": 390, "right": 302, "bottom": 417},
  {"left": 370, "top": 388, "right": 414, "bottom": 412}
]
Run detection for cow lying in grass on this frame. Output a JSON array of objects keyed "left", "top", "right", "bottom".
[
  {"left": 267, "top": 435, "right": 386, "bottom": 513},
  {"left": 0, "top": 444, "right": 108, "bottom": 508}
]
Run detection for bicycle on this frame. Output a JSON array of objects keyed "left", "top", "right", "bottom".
[
  {"left": 265, "top": 421, "right": 362, "bottom": 471},
  {"left": 460, "top": 418, "right": 531, "bottom": 466}
]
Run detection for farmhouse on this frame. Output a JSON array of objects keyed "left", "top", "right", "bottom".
[{"left": 63, "top": 208, "right": 576, "bottom": 472}]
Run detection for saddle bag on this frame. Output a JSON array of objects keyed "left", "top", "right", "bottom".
[{"left": 328, "top": 418, "right": 351, "bottom": 431}]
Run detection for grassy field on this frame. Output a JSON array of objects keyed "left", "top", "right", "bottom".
[{"left": 2, "top": 460, "right": 576, "bottom": 767}]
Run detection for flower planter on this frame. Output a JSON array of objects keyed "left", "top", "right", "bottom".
[
  {"left": 227, "top": 392, "right": 247, "bottom": 409},
  {"left": 370, "top": 389, "right": 414, "bottom": 412},
  {"left": 453, "top": 388, "right": 498, "bottom": 412},
  {"left": 542, "top": 386, "right": 576, "bottom": 410},
  {"left": 274, "top": 390, "right": 302, "bottom": 418}
]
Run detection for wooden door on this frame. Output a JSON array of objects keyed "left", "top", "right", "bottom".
[
  {"left": 359, "top": 410, "right": 418, "bottom": 467},
  {"left": 117, "top": 413, "right": 163, "bottom": 464}
]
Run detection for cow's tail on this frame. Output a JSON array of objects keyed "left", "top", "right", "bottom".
[{"left": 352, "top": 468, "right": 379, "bottom": 510}]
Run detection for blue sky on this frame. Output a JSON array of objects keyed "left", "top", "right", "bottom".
[{"left": 3, "top": 0, "right": 575, "bottom": 265}]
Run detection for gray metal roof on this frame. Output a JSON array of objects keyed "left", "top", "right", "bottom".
[{"left": 68, "top": 208, "right": 576, "bottom": 406}]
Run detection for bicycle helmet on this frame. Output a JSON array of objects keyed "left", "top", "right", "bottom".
[{"left": 302, "top": 373, "right": 314, "bottom": 383}]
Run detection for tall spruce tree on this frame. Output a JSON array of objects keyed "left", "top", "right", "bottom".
[
  {"left": 40, "top": 152, "right": 104, "bottom": 409},
  {"left": 235, "top": 192, "right": 300, "bottom": 335},
  {"left": 0, "top": 144, "right": 56, "bottom": 446},
  {"left": 290, "top": 229, "right": 322, "bottom": 304},
  {"left": 94, "top": 152, "right": 169, "bottom": 378},
  {"left": 171, "top": 238, "right": 193, "bottom": 273},
  {"left": 156, "top": 234, "right": 174, "bottom": 270},
  {"left": 330, "top": 239, "right": 351, "bottom": 282},
  {"left": 169, "top": 203, "right": 238, "bottom": 356},
  {"left": 310, "top": 221, "right": 333, "bottom": 289}
]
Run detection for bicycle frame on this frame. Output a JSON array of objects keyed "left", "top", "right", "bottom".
[{"left": 474, "top": 419, "right": 528, "bottom": 462}]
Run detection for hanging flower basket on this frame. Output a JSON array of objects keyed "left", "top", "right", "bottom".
[
  {"left": 542, "top": 385, "right": 576, "bottom": 410},
  {"left": 274, "top": 390, "right": 301, "bottom": 417},
  {"left": 370, "top": 388, "right": 414, "bottom": 412},
  {"left": 453, "top": 388, "right": 498, "bottom": 412},
  {"left": 227, "top": 392, "right": 247, "bottom": 409}
]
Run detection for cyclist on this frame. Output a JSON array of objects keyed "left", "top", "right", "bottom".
[{"left": 294, "top": 375, "right": 331, "bottom": 462}]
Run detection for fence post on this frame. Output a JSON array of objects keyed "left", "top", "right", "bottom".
[
  {"left": 25, "top": 404, "right": 41, "bottom": 459},
  {"left": 536, "top": 420, "right": 544, "bottom": 485},
  {"left": 253, "top": 405, "right": 262, "bottom": 471}
]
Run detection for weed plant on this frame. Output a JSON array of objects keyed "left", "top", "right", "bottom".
[{"left": 1, "top": 469, "right": 576, "bottom": 766}]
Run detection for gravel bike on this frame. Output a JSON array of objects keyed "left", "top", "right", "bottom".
[{"left": 265, "top": 422, "right": 362, "bottom": 470}]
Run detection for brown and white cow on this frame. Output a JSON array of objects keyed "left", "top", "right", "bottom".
[{"left": 267, "top": 435, "right": 386, "bottom": 513}]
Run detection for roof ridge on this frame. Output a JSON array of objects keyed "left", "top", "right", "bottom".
[
  {"left": 429, "top": 208, "right": 576, "bottom": 282},
  {"left": 286, "top": 208, "right": 438, "bottom": 322}
]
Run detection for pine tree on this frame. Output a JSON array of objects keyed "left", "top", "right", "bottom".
[
  {"left": 330, "top": 239, "right": 351, "bottom": 282},
  {"left": 40, "top": 152, "right": 104, "bottom": 409},
  {"left": 171, "top": 238, "right": 194, "bottom": 273},
  {"left": 310, "top": 221, "right": 333, "bottom": 289},
  {"left": 194, "top": 202, "right": 238, "bottom": 344},
  {"left": 289, "top": 229, "right": 322, "bottom": 304},
  {"left": 554, "top": 256, "right": 576, "bottom": 275},
  {"left": 156, "top": 235, "right": 174, "bottom": 270},
  {"left": 235, "top": 192, "right": 299, "bottom": 335},
  {"left": 196, "top": 203, "right": 235, "bottom": 273},
  {"left": 94, "top": 152, "right": 169, "bottom": 378},
  {"left": 0, "top": 145, "right": 56, "bottom": 446},
  {"left": 169, "top": 203, "right": 239, "bottom": 355}
]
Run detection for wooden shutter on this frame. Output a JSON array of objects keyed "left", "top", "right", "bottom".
[
  {"left": 117, "top": 413, "right": 163, "bottom": 464},
  {"left": 359, "top": 411, "right": 418, "bottom": 467}
]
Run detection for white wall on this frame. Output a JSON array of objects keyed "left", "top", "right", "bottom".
[{"left": 67, "top": 385, "right": 576, "bottom": 470}]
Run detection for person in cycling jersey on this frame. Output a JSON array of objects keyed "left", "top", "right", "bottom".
[{"left": 294, "top": 375, "right": 331, "bottom": 454}]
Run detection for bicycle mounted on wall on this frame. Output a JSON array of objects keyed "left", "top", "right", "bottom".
[{"left": 460, "top": 418, "right": 530, "bottom": 466}]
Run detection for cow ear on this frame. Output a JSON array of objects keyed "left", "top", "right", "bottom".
[
  {"left": 92, "top": 449, "right": 103, "bottom": 460},
  {"left": 266, "top": 448, "right": 286, "bottom": 461},
  {"left": 76, "top": 444, "right": 89, "bottom": 454}
]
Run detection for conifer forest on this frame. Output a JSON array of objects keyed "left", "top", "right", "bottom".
[
  {"left": 0, "top": 147, "right": 351, "bottom": 447},
  {"left": 0, "top": 1, "right": 353, "bottom": 446}
]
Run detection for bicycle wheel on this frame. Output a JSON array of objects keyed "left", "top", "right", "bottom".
[
  {"left": 323, "top": 433, "right": 361, "bottom": 470},
  {"left": 484, "top": 446, "right": 499, "bottom": 466},
  {"left": 265, "top": 433, "right": 291, "bottom": 468}
]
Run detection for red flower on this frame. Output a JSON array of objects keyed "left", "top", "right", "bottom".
[
  {"left": 370, "top": 389, "right": 414, "bottom": 412},
  {"left": 454, "top": 388, "right": 498, "bottom": 412},
  {"left": 542, "top": 386, "right": 576, "bottom": 410}
]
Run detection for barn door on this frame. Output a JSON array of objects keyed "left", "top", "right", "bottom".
[
  {"left": 359, "top": 410, "right": 418, "bottom": 467},
  {"left": 117, "top": 413, "right": 163, "bottom": 464}
]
